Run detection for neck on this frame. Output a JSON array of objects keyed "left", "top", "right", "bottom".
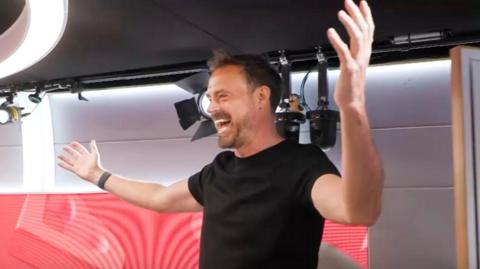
[{"left": 234, "top": 121, "right": 284, "bottom": 158}]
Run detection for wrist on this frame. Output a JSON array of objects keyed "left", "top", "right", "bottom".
[
  {"left": 338, "top": 102, "right": 367, "bottom": 115},
  {"left": 89, "top": 168, "right": 105, "bottom": 185},
  {"left": 97, "top": 171, "right": 112, "bottom": 190}
]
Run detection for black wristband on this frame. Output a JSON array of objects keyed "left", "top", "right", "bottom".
[{"left": 98, "top": 171, "right": 112, "bottom": 190}]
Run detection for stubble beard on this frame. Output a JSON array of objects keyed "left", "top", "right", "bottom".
[
  {"left": 217, "top": 117, "right": 250, "bottom": 149},
  {"left": 218, "top": 131, "right": 236, "bottom": 149}
]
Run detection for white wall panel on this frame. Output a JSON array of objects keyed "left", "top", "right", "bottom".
[
  {"left": 302, "top": 126, "right": 453, "bottom": 188},
  {"left": 0, "top": 123, "right": 22, "bottom": 146},
  {"left": 375, "top": 126, "right": 453, "bottom": 188},
  {"left": 369, "top": 188, "right": 455, "bottom": 269},
  {"left": 0, "top": 146, "right": 23, "bottom": 192}
]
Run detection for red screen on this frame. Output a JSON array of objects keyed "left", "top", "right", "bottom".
[{"left": 0, "top": 194, "right": 367, "bottom": 268}]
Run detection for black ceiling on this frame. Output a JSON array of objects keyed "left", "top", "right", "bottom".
[
  {"left": 1, "top": 0, "right": 480, "bottom": 87},
  {"left": 0, "top": 0, "right": 24, "bottom": 34}
]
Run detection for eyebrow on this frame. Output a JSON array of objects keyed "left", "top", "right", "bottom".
[{"left": 206, "top": 89, "right": 229, "bottom": 99}]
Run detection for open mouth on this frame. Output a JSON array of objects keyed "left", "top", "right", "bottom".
[{"left": 214, "top": 119, "right": 231, "bottom": 134}]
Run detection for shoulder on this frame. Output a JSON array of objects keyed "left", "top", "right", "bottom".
[
  {"left": 213, "top": 150, "right": 235, "bottom": 164},
  {"left": 283, "top": 140, "right": 327, "bottom": 158},
  {"left": 289, "top": 142, "right": 339, "bottom": 175},
  {"left": 201, "top": 150, "right": 235, "bottom": 173}
]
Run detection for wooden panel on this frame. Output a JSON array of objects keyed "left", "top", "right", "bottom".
[{"left": 450, "top": 45, "right": 480, "bottom": 269}]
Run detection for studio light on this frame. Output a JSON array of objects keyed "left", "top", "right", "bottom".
[
  {"left": 174, "top": 71, "right": 217, "bottom": 141},
  {"left": 275, "top": 53, "right": 306, "bottom": 143},
  {"left": 391, "top": 31, "right": 447, "bottom": 45},
  {"left": 0, "top": 95, "right": 21, "bottom": 124},
  {"left": 306, "top": 49, "right": 339, "bottom": 151},
  {"left": 28, "top": 87, "right": 42, "bottom": 104}
]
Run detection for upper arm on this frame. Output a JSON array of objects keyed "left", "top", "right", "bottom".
[
  {"left": 311, "top": 174, "right": 350, "bottom": 224},
  {"left": 152, "top": 179, "right": 203, "bottom": 212}
]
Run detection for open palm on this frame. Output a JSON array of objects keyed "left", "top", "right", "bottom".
[
  {"left": 58, "top": 140, "right": 103, "bottom": 184},
  {"left": 328, "top": 0, "right": 374, "bottom": 109}
]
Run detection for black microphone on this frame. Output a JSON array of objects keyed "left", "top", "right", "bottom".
[
  {"left": 307, "top": 109, "right": 339, "bottom": 151},
  {"left": 307, "top": 48, "right": 339, "bottom": 150}
]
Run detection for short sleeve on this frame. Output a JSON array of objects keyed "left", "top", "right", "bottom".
[
  {"left": 188, "top": 164, "right": 210, "bottom": 206},
  {"left": 301, "top": 145, "right": 341, "bottom": 210},
  {"left": 188, "top": 159, "right": 217, "bottom": 206}
]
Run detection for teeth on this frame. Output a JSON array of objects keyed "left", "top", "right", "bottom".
[
  {"left": 214, "top": 120, "right": 230, "bottom": 126},
  {"left": 214, "top": 119, "right": 230, "bottom": 133}
]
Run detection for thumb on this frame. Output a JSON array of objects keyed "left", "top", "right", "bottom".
[{"left": 90, "top": 140, "right": 99, "bottom": 154}]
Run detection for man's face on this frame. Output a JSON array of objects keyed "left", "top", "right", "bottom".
[{"left": 206, "top": 65, "right": 257, "bottom": 149}]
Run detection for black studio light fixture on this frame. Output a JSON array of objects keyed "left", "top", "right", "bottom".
[
  {"left": 306, "top": 48, "right": 339, "bottom": 151},
  {"left": 28, "top": 86, "right": 43, "bottom": 104},
  {"left": 174, "top": 70, "right": 217, "bottom": 141},
  {"left": 0, "top": 94, "right": 22, "bottom": 124},
  {"left": 275, "top": 52, "right": 306, "bottom": 143}
]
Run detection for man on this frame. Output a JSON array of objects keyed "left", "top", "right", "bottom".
[{"left": 58, "top": 0, "right": 383, "bottom": 268}]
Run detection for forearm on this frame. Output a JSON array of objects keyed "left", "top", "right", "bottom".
[
  {"left": 58, "top": 141, "right": 199, "bottom": 212},
  {"left": 339, "top": 104, "right": 384, "bottom": 225},
  {"left": 90, "top": 169, "right": 166, "bottom": 211}
]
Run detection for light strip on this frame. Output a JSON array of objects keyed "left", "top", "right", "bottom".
[
  {"left": 50, "top": 84, "right": 187, "bottom": 100},
  {"left": 20, "top": 93, "right": 56, "bottom": 192},
  {"left": 291, "top": 59, "right": 451, "bottom": 81},
  {"left": 0, "top": 0, "right": 68, "bottom": 79}
]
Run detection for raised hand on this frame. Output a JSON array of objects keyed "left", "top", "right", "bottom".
[
  {"left": 58, "top": 140, "right": 104, "bottom": 184},
  {"left": 327, "top": 0, "right": 374, "bottom": 110}
]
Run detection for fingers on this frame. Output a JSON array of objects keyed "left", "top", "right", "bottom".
[
  {"left": 331, "top": 0, "right": 374, "bottom": 65},
  {"left": 90, "top": 140, "right": 98, "bottom": 154},
  {"left": 337, "top": 10, "right": 362, "bottom": 52},
  {"left": 58, "top": 154, "right": 74, "bottom": 167},
  {"left": 63, "top": 145, "right": 81, "bottom": 159},
  {"left": 344, "top": 0, "right": 368, "bottom": 32},
  {"left": 70, "top": 141, "right": 89, "bottom": 155},
  {"left": 338, "top": 0, "right": 372, "bottom": 51},
  {"left": 327, "top": 28, "right": 353, "bottom": 64},
  {"left": 57, "top": 157, "right": 74, "bottom": 172},
  {"left": 359, "top": 1, "right": 375, "bottom": 39},
  {"left": 57, "top": 141, "right": 89, "bottom": 172}
]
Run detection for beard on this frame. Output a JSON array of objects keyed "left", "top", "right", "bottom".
[
  {"left": 213, "top": 111, "right": 250, "bottom": 149},
  {"left": 218, "top": 128, "right": 237, "bottom": 148}
]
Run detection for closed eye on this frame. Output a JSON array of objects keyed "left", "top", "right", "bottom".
[{"left": 217, "top": 93, "right": 229, "bottom": 101}]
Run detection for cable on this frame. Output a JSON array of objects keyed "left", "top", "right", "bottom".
[{"left": 299, "top": 65, "right": 316, "bottom": 112}]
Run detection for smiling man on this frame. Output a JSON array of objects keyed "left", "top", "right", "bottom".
[{"left": 58, "top": 0, "right": 383, "bottom": 268}]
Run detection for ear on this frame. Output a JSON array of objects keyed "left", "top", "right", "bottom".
[{"left": 254, "top": 86, "right": 271, "bottom": 110}]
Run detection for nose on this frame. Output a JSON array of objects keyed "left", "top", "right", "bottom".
[{"left": 207, "top": 99, "right": 219, "bottom": 115}]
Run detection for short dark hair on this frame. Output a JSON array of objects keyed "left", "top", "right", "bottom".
[{"left": 207, "top": 51, "right": 281, "bottom": 113}]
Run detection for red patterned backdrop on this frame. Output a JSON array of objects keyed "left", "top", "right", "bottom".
[{"left": 0, "top": 194, "right": 367, "bottom": 268}]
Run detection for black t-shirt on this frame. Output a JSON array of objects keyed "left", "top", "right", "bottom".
[{"left": 188, "top": 140, "right": 340, "bottom": 269}]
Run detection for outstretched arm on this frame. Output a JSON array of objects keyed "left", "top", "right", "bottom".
[
  {"left": 311, "top": 0, "right": 384, "bottom": 226},
  {"left": 58, "top": 140, "right": 202, "bottom": 212}
]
